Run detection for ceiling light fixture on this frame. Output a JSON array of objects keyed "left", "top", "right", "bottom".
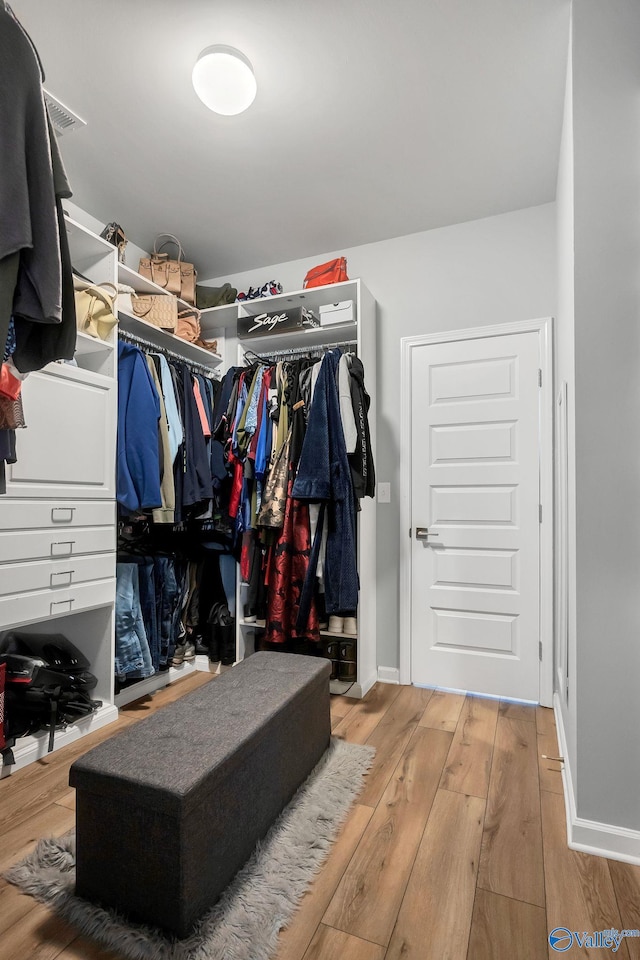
[{"left": 192, "top": 45, "right": 257, "bottom": 116}]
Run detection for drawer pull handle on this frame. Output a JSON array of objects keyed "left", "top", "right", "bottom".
[
  {"left": 51, "top": 541, "right": 75, "bottom": 557},
  {"left": 50, "top": 599, "right": 74, "bottom": 614},
  {"left": 51, "top": 571, "right": 74, "bottom": 587},
  {"left": 51, "top": 507, "right": 75, "bottom": 524}
]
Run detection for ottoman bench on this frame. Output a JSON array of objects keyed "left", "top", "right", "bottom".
[{"left": 69, "top": 651, "right": 331, "bottom": 938}]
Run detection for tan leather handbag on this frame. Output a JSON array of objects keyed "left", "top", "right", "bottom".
[
  {"left": 138, "top": 234, "right": 197, "bottom": 305},
  {"left": 73, "top": 279, "right": 118, "bottom": 341},
  {"left": 131, "top": 294, "right": 178, "bottom": 331},
  {"left": 175, "top": 308, "right": 202, "bottom": 343}
]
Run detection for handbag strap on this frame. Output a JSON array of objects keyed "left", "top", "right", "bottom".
[
  {"left": 77, "top": 282, "right": 119, "bottom": 303},
  {"left": 130, "top": 295, "right": 153, "bottom": 317},
  {"left": 153, "top": 234, "right": 184, "bottom": 262},
  {"left": 178, "top": 308, "right": 201, "bottom": 321}
]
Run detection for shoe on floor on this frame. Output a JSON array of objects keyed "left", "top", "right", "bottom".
[
  {"left": 327, "top": 616, "right": 344, "bottom": 634},
  {"left": 343, "top": 617, "right": 357, "bottom": 636}
]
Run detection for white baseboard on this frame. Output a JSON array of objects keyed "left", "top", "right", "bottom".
[
  {"left": 377, "top": 666, "right": 400, "bottom": 684},
  {"left": 554, "top": 693, "right": 640, "bottom": 865}
]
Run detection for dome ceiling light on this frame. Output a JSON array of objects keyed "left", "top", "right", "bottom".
[{"left": 192, "top": 45, "right": 257, "bottom": 116}]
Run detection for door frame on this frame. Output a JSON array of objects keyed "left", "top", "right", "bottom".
[{"left": 399, "top": 317, "right": 553, "bottom": 707}]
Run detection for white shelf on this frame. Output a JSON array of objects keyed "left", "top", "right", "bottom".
[
  {"left": 237, "top": 280, "right": 359, "bottom": 318},
  {"left": 75, "top": 331, "right": 115, "bottom": 356},
  {"left": 43, "top": 359, "right": 115, "bottom": 389},
  {"left": 200, "top": 303, "right": 239, "bottom": 333},
  {"left": 65, "top": 216, "right": 114, "bottom": 259},
  {"left": 114, "top": 661, "right": 198, "bottom": 708},
  {"left": 117, "top": 263, "right": 195, "bottom": 313},
  {"left": 117, "top": 311, "right": 223, "bottom": 369},
  {"left": 238, "top": 320, "right": 357, "bottom": 356}
]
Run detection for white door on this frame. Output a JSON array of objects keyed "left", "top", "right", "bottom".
[{"left": 410, "top": 331, "right": 540, "bottom": 701}]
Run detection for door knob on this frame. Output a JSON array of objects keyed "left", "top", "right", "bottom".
[{"left": 415, "top": 527, "right": 439, "bottom": 540}]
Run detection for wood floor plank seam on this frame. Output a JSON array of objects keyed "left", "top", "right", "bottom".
[
  {"left": 464, "top": 717, "right": 495, "bottom": 960},
  {"left": 358, "top": 687, "right": 436, "bottom": 808},
  {"left": 438, "top": 785, "right": 491, "bottom": 800},
  {"left": 464, "top": 692, "right": 500, "bottom": 960}
]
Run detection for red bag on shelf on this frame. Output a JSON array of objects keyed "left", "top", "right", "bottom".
[{"left": 303, "top": 257, "right": 348, "bottom": 289}]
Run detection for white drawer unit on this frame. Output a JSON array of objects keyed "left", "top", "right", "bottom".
[
  {"left": 0, "top": 500, "right": 115, "bottom": 531},
  {"left": 0, "top": 526, "right": 116, "bottom": 566},
  {"left": 0, "top": 578, "right": 116, "bottom": 631},
  {"left": 4, "top": 366, "right": 116, "bottom": 500},
  {"left": 0, "top": 554, "right": 116, "bottom": 598}
]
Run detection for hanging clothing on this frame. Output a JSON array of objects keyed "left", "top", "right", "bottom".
[
  {"left": 175, "top": 361, "right": 213, "bottom": 509},
  {"left": 293, "top": 350, "right": 359, "bottom": 620},
  {"left": 117, "top": 341, "right": 162, "bottom": 514},
  {"left": 338, "top": 353, "right": 358, "bottom": 454},
  {"left": 0, "top": 6, "right": 66, "bottom": 325},
  {"left": 265, "top": 478, "right": 319, "bottom": 644},
  {"left": 348, "top": 355, "right": 375, "bottom": 499},
  {"left": 192, "top": 376, "right": 211, "bottom": 439},
  {"left": 146, "top": 356, "right": 175, "bottom": 524},
  {"left": 156, "top": 353, "right": 183, "bottom": 463},
  {"left": 114, "top": 563, "right": 155, "bottom": 681},
  {"left": 0, "top": 6, "right": 77, "bottom": 372}
]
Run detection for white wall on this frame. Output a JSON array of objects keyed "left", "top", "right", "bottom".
[
  {"left": 571, "top": 0, "right": 640, "bottom": 833},
  {"left": 554, "top": 19, "right": 578, "bottom": 787},
  {"left": 204, "top": 203, "right": 557, "bottom": 670}
]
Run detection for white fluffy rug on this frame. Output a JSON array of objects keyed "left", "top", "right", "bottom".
[{"left": 5, "top": 738, "right": 374, "bottom": 960}]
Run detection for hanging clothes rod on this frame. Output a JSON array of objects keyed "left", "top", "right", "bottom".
[
  {"left": 242, "top": 339, "right": 357, "bottom": 363},
  {"left": 117, "top": 329, "right": 218, "bottom": 377}
]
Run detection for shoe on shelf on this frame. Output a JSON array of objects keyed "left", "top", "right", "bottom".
[
  {"left": 183, "top": 641, "right": 196, "bottom": 662},
  {"left": 322, "top": 638, "right": 340, "bottom": 660},
  {"left": 339, "top": 639, "right": 357, "bottom": 662},
  {"left": 338, "top": 660, "right": 357, "bottom": 682},
  {"left": 327, "top": 616, "right": 344, "bottom": 634},
  {"left": 343, "top": 617, "right": 357, "bottom": 636}
]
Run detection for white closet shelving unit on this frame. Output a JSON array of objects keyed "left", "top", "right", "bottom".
[
  {"left": 200, "top": 279, "right": 378, "bottom": 699},
  {"left": 0, "top": 217, "right": 120, "bottom": 775},
  {"left": 112, "top": 258, "right": 226, "bottom": 708}
]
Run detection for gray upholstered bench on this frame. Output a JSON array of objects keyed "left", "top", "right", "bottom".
[{"left": 69, "top": 651, "right": 331, "bottom": 938}]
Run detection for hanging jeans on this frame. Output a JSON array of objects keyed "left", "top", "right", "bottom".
[
  {"left": 154, "top": 556, "right": 181, "bottom": 667},
  {"left": 115, "top": 563, "right": 154, "bottom": 681},
  {"left": 134, "top": 558, "right": 159, "bottom": 671}
]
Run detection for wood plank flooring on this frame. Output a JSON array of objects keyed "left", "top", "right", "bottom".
[{"left": 1, "top": 676, "right": 639, "bottom": 960}]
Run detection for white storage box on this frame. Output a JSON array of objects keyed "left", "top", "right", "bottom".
[{"left": 319, "top": 300, "right": 354, "bottom": 326}]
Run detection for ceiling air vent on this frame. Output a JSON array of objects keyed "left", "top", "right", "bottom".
[{"left": 43, "top": 89, "right": 86, "bottom": 135}]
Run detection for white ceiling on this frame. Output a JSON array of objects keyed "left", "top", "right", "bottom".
[{"left": 12, "top": 0, "right": 570, "bottom": 279}]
